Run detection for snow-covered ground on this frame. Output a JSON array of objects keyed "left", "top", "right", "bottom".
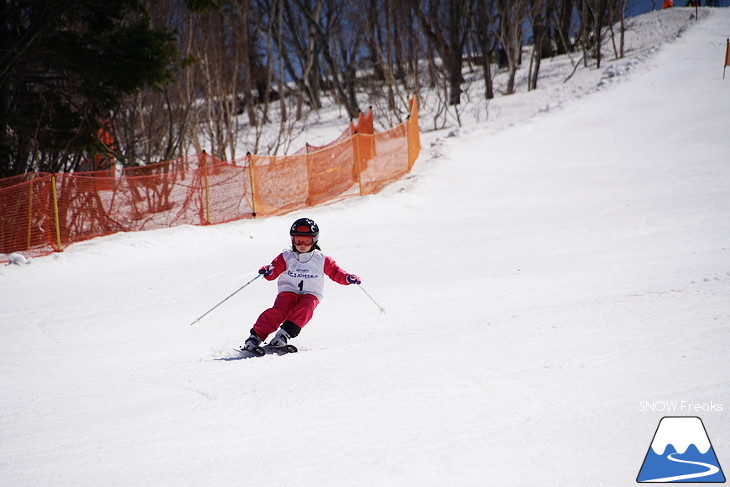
[{"left": 2, "top": 7, "right": 729, "bottom": 486}]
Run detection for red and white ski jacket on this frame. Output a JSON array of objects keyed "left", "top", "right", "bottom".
[{"left": 263, "top": 249, "right": 352, "bottom": 300}]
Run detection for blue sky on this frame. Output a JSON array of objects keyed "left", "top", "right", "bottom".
[{"left": 627, "top": 0, "right": 729, "bottom": 16}]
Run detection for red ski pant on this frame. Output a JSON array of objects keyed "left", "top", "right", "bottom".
[{"left": 253, "top": 292, "right": 319, "bottom": 340}]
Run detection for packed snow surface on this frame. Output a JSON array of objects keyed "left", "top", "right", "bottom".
[{"left": 2, "top": 7, "right": 729, "bottom": 487}]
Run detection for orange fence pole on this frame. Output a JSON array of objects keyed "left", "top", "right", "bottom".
[
  {"left": 25, "top": 173, "right": 35, "bottom": 249},
  {"left": 200, "top": 151, "right": 210, "bottom": 224},
  {"left": 407, "top": 94, "right": 421, "bottom": 170},
  {"left": 353, "top": 133, "right": 364, "bottom": 195},
  {"left": 50, "top": 175, "right": 62, "bottom": 251},
  {"left": 246, "top": 152, "right": 258, "bottom": 217},
  {"left": 724, "top": 38, "right": 729, "bottom": 79}
]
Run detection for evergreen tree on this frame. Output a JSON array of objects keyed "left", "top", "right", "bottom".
[{"left": 0, "top": 0, "right": 179, "bottom": 176}]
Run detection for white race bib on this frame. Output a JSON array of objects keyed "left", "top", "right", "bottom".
[{"left": 277, "top": 250, "right": 326, "bottom": 300}]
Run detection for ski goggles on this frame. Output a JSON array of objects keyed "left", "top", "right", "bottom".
[{"left": 292, "top": 236, "right": 314, "bottom": 246}]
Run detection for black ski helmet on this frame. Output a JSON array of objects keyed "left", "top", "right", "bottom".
[{"left": 290, "top": 218, "right": 319, "bottom": 244}]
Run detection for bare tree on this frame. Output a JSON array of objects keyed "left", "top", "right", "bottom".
[
  {"left": 553, "top": 0, "right": 576, "bottom": 55},
  {"left": 573, "top": 0, "right": 630, "bottom": 70},
  {"left": 607, "top": 0, "right": 630, "bottom": 60},
  {"left": 473, "top": 0, "right": 497, "bottom": 100},
  {"left": 589, "top": 0, "right": 610, "bottom": 69},
  {"left": 414, "top": 0, "right": 473, "bottom": 106},
  {"left": 290, "top": 0, "right": 361, "bottom": 118},
  {"left": 275, "top": 0, "right": 325, "bottom": 117},
  {"left": 105, "top": 0, "right": 643, "bottom": 166},
  {"left": 110, "top": 0, "right": 199, "bottom": 166},
  {"left": 527, "top": 0, "right": 554, "bottom": 91},
  {"left": 187, "top": 7, "right": 242, "bottom": 159},
  {"left": 496, "top": 0, "right": 530, "bottom": 94},
  {"left": 357, "top": 0, "right": 427, "bottom": 126}
]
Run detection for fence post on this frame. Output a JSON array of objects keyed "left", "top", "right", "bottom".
[
  {"left": 200, "top": 151, "right": 210, "bottom": 224},
  {"left": 406, "top": 94, "right": 420, "bottom": 171},
  {"left": 246, "top": 152, "right": 257, "bottom": 217},
  {"left": 406, "top": 113, "right": 412, "bottom": 172},
  {"left": 353, "top": 132, "right": 364, "bottom": 195},
  {"left": 305, "top": 143, "right": 313, "bottom": 206},
  {"left": 50, "top": 175, "right": 62, "bottom": 252},
  {"left": 26, "top": 173, "right": 35, "bottom": 249}
]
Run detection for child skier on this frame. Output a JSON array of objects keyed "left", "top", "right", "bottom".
[{"left": 241, "top": 217, "right": 361, "bottom": 353}]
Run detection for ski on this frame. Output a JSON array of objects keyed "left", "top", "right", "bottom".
[
  {"left": 263, "top": 344, "right": 298, "bottom": 355},
  {"left": 234, "top": 346, "right": 265, "bottom": 358},
  {"left": 233, "top": 343, "right": 297, "bottom": 359}
]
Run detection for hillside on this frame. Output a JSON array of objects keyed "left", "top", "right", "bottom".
[{"left": 2, "top": 7, "right": 729, "bottom": 487}]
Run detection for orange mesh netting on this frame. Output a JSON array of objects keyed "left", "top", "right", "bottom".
[
  {"left": 292, "top": 107, "right": 374, "bottom": 156},
  {"left": 0, "top": 96, "right": 420, "bottom": 262},
  {"left": 0, "top": 174, "right": 58, "bottom": 258}
]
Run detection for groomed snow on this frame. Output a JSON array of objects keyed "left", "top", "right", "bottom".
[{"left": 1, "top": 7, "right": 729, "bottom": 487}]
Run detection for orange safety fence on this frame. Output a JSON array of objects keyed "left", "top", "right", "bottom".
[
  {"left": 292, "top": 107, "right": 374, "bottom": 156},
  {"left": 0, "top": 96, "right": 420, "bottom": 262}
]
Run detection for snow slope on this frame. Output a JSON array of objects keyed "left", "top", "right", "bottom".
[{"left": 2, "top": 7, "right": 729, "bottom": 487}]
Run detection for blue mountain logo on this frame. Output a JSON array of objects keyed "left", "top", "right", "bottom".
[{"left": 637, "top": 416, "right": 725, "bottom": 483}]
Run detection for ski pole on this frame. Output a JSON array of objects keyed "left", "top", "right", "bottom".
[
  {"left": 189, "top": 274, "right": 262, "bottom": 326},
  {"left": 357, "top": 284, "right": 385, "bottom": 314}
]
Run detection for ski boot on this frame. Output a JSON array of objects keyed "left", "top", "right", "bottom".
[
  {"left": 265, "top": 328, "right": 298, "bottom": 354},
  {"left": 239, "top": 334, "right": 265, "bottom": 357}
]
